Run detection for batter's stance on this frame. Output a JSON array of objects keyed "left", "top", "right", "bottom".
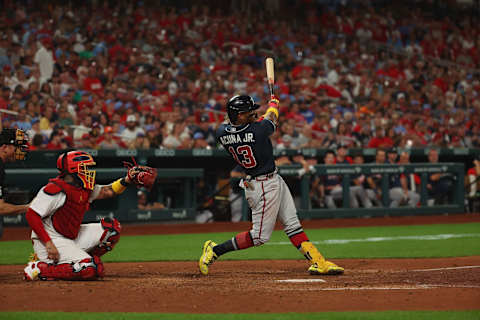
[
  {"left": 23, "top": 150, "right": 155, "bottom": 280},
  {"left": 199, "top": 95, "right": 344, "bottom": 275}
]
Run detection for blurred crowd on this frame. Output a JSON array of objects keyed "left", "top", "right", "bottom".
[{"left": 0, "top": 0, "right": 479, "bottom": 152}]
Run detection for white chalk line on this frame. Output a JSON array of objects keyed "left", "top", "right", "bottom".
[
  {"left": 412, "top": 265, "right": 480, "bottom": 272},
  {"left": 275, "top": 279, "right": 326, "bottom": 283},
  {"left": 266, "top": 233, "right": 480, "bottom": 245},
  {"left": 275, "top": 284, "right": 480, "bottom": 291},
  {"left": 351, "top": 265, "right": 480, "bottom": 273}
]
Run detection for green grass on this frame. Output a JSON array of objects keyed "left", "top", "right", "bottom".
[
  {"left": 1, "top": 223, "right": 479, "bottom": 265},
  {"left": 1, "top": 311, "right": 479, "bottom": 320}
]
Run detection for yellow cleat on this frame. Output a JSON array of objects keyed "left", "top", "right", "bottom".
[
  {"left": 308, "top": 261, "right": 344, "bottom": 275},
  {"left": 199, "top": 240, "right": 218, "bottom": 275}
]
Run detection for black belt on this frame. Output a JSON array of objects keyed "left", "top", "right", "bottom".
[{"left": 247, "top": 169, "right": 277, "bottom": 182}]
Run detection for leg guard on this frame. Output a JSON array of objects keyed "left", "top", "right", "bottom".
[
  {"left": 233, "top": 231, "right": 254, "bottom": 250},
  {"left": 299, "top": 241, "right": 326, "bottom": 265},
  {"left": 288, "top": 231, "right": 309, "bottom": 248},
  {"left": 89, "top": 217, "right": 121, "bottom": 257},
  {"left": 30, "top": 256, "right": 104, "bottom": 281}
]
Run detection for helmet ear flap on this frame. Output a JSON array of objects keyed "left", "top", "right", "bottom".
[{"left": 57, "top": 152, "right": 66, "bottom": 173}]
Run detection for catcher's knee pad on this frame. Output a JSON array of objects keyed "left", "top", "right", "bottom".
[
  {"left": 89, "top": 217, "right": 121, "bottom": 257},
  {"left": 35, "top": 256, "right": 104, "bottom": 280}
]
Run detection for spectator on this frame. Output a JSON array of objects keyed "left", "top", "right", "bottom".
[
  {"left": 368, "top": 126, "right": 394, "bottom": 149},
  {"left": 46, "top": 130, "right": 67, "bottom": 150},
  {"left": 427, "top": 149, "right": 455, "bottom": 205},
  {"left": 129, "top": 132, "right": 151, "bottom": 150},
  {"left": 319, "top": 150, "right": 358, "bottom": 209},
  {"left": 29, "top": 133, "right": 46, "bottom": 150},
  {"left": 335, "top": 144, "right": 353, "bottom": 164},
  {"left": 466, "top": 156, "right": 480, "bottom": 212},
  {"left": 73, "top": 115, "right": 92, "bottom": 141},
  {"left": 366, "top": 148, "right": 387, "bottom": 207},
  {"left": 34, "top": 38, "right": 54, "bottom": 84},
  {"left": 389, "top": 151, "right": 420, "bottom": 207},
  {"left": 351, "top": 153, "right": 373, "bottom": 208},
  {"left": 97, "top": 126, "right": 126, "bottom": 149},
  {"left": 163, "top": 121, "right": 191, "bottom": 149},
  {"left": 137, "top": 189, "right": 164, "bottom": 210},
  {"left": 121, "top": 115, "right": 145, "bottom": 145},
  {"left": 193, "top": 114, "right": 216, "bottom": 147},
  {"left": 192, "top": 132, "right": 210, "bottom": 149}
]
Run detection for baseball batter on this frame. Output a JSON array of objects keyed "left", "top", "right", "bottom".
[
  {"left": 23, "top": 150, "right": 156, "bottom": 280},
  {"left": 199, "top": 95, "right": 344, "bottom": 275}
]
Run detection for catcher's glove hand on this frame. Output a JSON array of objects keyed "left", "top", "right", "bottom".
[{"left": 123, "top": 162, "right": 158, "bottom": 190}]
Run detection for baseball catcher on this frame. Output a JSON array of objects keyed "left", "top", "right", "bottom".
[{"left": 23, "top": 150, "right": 157, "bottom": 280}]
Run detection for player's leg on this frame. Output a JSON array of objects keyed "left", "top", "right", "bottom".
[
  {"left": 199, "top": 178, "right": 281, "bottom": 275},
  {"left": 352, "top": 186, "right": 372, "bottom": 208},
  {"left": 25, "top": 238, "right": 104, "bottom": 281},
  {"left": 408, "top": 191, "right": 420, "bottom": 207},
  {"left": 389, "top": 187, "right": 403, "bottom": 207},
  {"left": 348, "top": 187, "right": 359, "bottom": 208},
  {"left": 75, "top": 217, "right": 122, "bottom": 257},
  {"left": 277, "top": 176, "right": 344, "bottom": 275},
  {"left": 330, "top": 186, "right": 343, "bottom": 207}
]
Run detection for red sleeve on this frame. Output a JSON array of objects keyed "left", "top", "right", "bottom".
[{"left": 25, "top": 208, "right": 51, "bottom": 243}]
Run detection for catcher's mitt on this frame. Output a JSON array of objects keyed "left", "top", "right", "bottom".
[{"left": 123, "top": 161, "right": 158, "bottom": 190}]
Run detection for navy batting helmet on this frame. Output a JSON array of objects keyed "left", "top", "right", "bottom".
[{"left": 226, "top": 95, "right": 260, "bottom": 125}]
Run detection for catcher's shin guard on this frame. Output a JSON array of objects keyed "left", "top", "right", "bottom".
[
  {"left": 89, "top": 217, "right": 121, "bottom": 257},
  {"left": 24, "top": 256, "right": 105, "bottom": 281}
]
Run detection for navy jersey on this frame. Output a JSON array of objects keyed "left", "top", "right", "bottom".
[
  {"left": 320, "top": 175, "right": 342, "bottom": 195},
  {"left": 217, "top": 119, "right": 276, "bottom": 177}
]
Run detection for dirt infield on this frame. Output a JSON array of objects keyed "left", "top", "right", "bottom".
[{"left": 1, "top": 213, "right": 480, "bottom": 313}]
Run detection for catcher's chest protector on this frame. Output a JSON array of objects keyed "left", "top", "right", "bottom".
[{"left": 45, "top": 178, "right": 92, "bottom": 239}]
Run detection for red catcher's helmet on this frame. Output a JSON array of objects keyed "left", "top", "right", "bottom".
[{"left": 57, "top": 150, "right": 96, "bottom": 190}]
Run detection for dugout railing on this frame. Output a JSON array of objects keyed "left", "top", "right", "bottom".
[
  {"left": 265, "top": 163, "right": 465, "bottom": 220},
  {"left": 4, "top": 148, "right": 479, "bottom": 170},
  {"left": 2, "top": 168, "right": 203, "bottom": 226}
]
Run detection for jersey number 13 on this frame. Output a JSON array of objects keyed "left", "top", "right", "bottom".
[{"left": 228, "top": 145, "right": 257, "bottom": 169}]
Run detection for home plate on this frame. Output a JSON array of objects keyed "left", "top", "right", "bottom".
[{"left": 276, "top": 279, "right": 326, "bottom": 283}]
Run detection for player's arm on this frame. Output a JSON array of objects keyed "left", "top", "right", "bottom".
[
  {"left": 94, "top": 163, "right": 158, "bottom": 200},
  {"left": 26, "top": 208, "right": 59, "bottom": 262},
  {"left": 94, "top": 176, "right": 132, "bottom": 200},
  {"left": 262, "top": 96, "right": 279, "bottom": 127},
  {"left": 26, "top": 188, "right": 67, "bottom": 263},
  {"left": 0, "top": 199, "right": 29, "bottom": 216}
]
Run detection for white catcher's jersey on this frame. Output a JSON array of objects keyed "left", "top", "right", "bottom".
[{"left": 29, "top": 184, "right": 104, "bottom": 264}]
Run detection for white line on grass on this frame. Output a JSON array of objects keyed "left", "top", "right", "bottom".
[{"left": 266, "top": 233, "right": 480, "bottom": 245}]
